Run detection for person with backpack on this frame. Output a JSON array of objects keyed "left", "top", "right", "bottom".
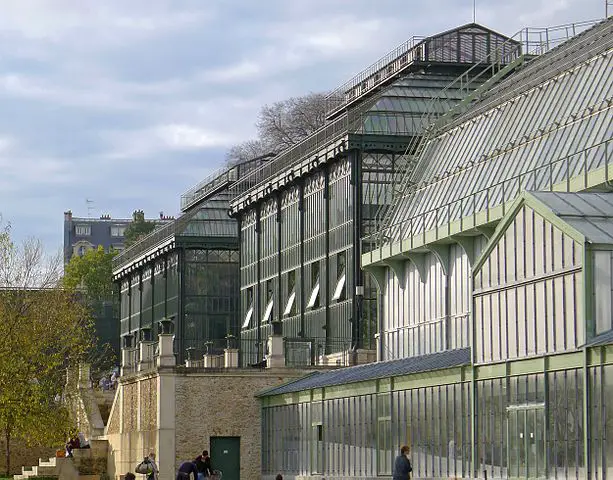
[
  {"left": 146, "top": 452, "right": 158, "bottom": 480},
  {"left": 135, "top": 453, "right": 157, "bottom": 480}
]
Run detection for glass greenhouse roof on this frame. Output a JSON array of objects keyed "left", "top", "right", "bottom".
[
  {"left": 230, "top": 70, "right": 481, "bottom": 212},
  {"left": 379, "top": 17, "right": 613, "bottom": 244},
  {"left": 113, "top": 193, "right": 237, "bottom": 272}
]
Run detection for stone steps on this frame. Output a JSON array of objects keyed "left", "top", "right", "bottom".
[
  {"left": 14, "top": 456, "right": 61, "bottom": 480},
  {"left": 14, "top": 439, "right": 108, "bottom": 480}
]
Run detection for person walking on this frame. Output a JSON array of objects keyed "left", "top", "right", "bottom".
[
  {"left": 146, "top": 452, "right": 158, "bottom": 480},
  {"left": 393, "top": 445, "right": 413, "bottom": 480}
]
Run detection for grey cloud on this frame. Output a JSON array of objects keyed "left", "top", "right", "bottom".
[{"left": 0, "top": 0, "right": 606, "bottom": 250}]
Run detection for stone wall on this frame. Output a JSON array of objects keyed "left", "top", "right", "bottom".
[
  {"left": 174, "top": 370, "right": 303, "bottom": 480},
  {"left": 105, "top": 373, "right": 159, "bottom": 480},
  {"left": 103, "top": 366, "right": 305, "bottom": 480},
  {"left": 0, "top": 439, "right": 55, "bottom": 475}
]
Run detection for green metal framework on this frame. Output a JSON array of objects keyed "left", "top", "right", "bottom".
[
  {"left": 260, "top": 346, "right": 613, "bottom": 478},
  {"left": 232, "top": 29, "right": 511, "bottom": 365},
  {"left": 113, "top": 194, "right": 240, "bottom": 363}
]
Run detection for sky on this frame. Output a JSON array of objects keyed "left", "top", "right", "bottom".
[{"left": 0, "top": 0, "right": 606, "bottom": 252}]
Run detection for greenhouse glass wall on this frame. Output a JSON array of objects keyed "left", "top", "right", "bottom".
[
  {"left": 231, "top": 23, "right": 517, "bottom": 367},
  {"left": 113, "top": 193, "right": 240, "bottom": 364},
  {"left": 258, "top": 16, "right": 613, "bottom": 480}
]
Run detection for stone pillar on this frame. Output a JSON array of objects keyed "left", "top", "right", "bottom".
[
  {"left": 78, "top": 363, "right": 91, "bottom": 388},
  {"left": 156, "top": 372, "right": 176, "bottom": 480},
  {"left": 138, "top": 341, "right": 156, "bottom": 371},
  {"left": 203, "top": 354, "right": 214, "bottom": 368},
  {"left": 266, "top": 335, "right": 285, "bottom": 368},
  {"left": 224, "top": 349, "right": 239, "bottom": 368},
  {"left": 157, "top": 334, "right": 176, "bottom": 367},
  {"left": 120, "top": 349, "right": 128, "bottom": 376}
]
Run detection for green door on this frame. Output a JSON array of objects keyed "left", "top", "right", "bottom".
[
  {"left": 507, "top": 405, "right": 546, "bottom": 479},
  {"left": 210, "top": 436, "right": 240, "bottom": 480}
]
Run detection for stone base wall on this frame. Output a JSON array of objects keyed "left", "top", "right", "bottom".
[
  {"left": 0, "top": 439, "right": 55, "bottom": 475},
  {"left": 174, "top": 370, "right": 302, "bottom": 480},
  {"left": 103, "top": 367, "right": 305, "bottom": 480},
  {"left": 104, "top": 373, "right": 158, "bottom": 480}
]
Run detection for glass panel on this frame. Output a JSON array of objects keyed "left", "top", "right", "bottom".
[
  {"left": 242, "top": 306, "right": 253, "bottom": 329},
  {"left": 307, "top": 282, "right": 320, "bottom": 308}
]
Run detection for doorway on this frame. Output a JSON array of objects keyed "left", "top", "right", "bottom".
[
  {"left": 507, "top": 404, "right": 546, "bottom": 479},
  {"left": 210, "top": 436, "right": 240, "bottom": 480}
]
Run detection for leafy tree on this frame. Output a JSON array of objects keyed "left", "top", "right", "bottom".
[
  {"left": 63, "top": 246, "right": 116, "bottom": 308},
  {"left": 123, "top": 210, "right": 156, "bottom": 247},
  {"left": 226, "top": 92, "right": 328, "bottom": 165},
  {"left": 63, "top": 246, "right": 118, "bottom": 380},
  {"left": 0, "top": 222, "right": 94, "bottom": 475}
]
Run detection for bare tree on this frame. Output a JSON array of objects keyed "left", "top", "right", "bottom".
[
  {"left": 225, "top": 139, "right": 274, "bottom": 167},
  {"left": 226, "top": 92, "right": 328, "bottom": 165}
]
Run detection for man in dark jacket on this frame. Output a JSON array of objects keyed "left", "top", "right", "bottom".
[
  {"left": 176, "top": 460, "right": 198, "bottom": 480},
  {"left": 393, "top": 445, "right": 413, "bottom": 480}
]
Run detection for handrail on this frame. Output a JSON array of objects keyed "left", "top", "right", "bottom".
[
  {"left": 325, "top": 36, "right": 425, "bottom": 118},
  {"left": 363, "top": 137, "right": 612, "bottom": 256},
  {"left": 228, "top": 114, "right": 353, "bottom": 206},
  {"left": 180, "top": 165, "right": 236, "bottom": 211}
]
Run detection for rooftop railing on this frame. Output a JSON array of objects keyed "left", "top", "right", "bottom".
[
  {"left": 180, "top": 165, "right": 238, "bottom": 212},
  {"left": 363, "top": 138, "right": 612, "bottom": 262},
  {"left": 325, "top": 36, "right": 425, "bottom": 119},
  {"left": 373, "top": 19, "right": 603, "bottom": 235}
]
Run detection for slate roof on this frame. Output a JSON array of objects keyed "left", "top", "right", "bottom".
[
  {"left": 586, "top": 329, "right": 613, "bottom": 347},
  {"left": 529, "top": 192, "right": 613, "bottom": 244},
  {"left": 257, "top": 347, "right": 471, "bottom": 397}
]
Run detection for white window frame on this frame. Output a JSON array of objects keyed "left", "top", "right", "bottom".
[
  {"left": 242, "top": 304, "right": 254, "bottom": 329},
  {"left": 111, "top": 225, "right": 126, "bottom": 237},
  {"left": 75, "top": 225, "right": 91, "bottom": 236},
  {"left": 262, "top": 298, "right": 274, "bottom": 323}
]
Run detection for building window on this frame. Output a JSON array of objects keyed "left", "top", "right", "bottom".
[
  {"left": 377, "top": 393, "right": 392, "bottom": 475},
  {"left": 75, "top": 224, "right": 91, "bottom": 236},
  {"left": 284, "top": 270, "right": 297, "bottom": 316},
  {"left": 263, "top": 279, "right": 274, "bottom": 323},
  {"left": 306, "top": 262, "right": 320, "bottom": 309},
  {"left": 111, "top": 225, "right": 126, "bottom": 237},
  {"left": 242, "top": 288, "right": 254, "bottom": 329},
  {"left": 332, "top": 252, "right": 347, "bottom": 301}
]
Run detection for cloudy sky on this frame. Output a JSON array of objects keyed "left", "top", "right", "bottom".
[{"left": 0, "top": 0, "right": 606, "bottom": 251}]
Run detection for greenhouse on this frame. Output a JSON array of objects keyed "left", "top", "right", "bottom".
[{"left": 258, "top": 16, "right": 613, "bottom": 479}]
